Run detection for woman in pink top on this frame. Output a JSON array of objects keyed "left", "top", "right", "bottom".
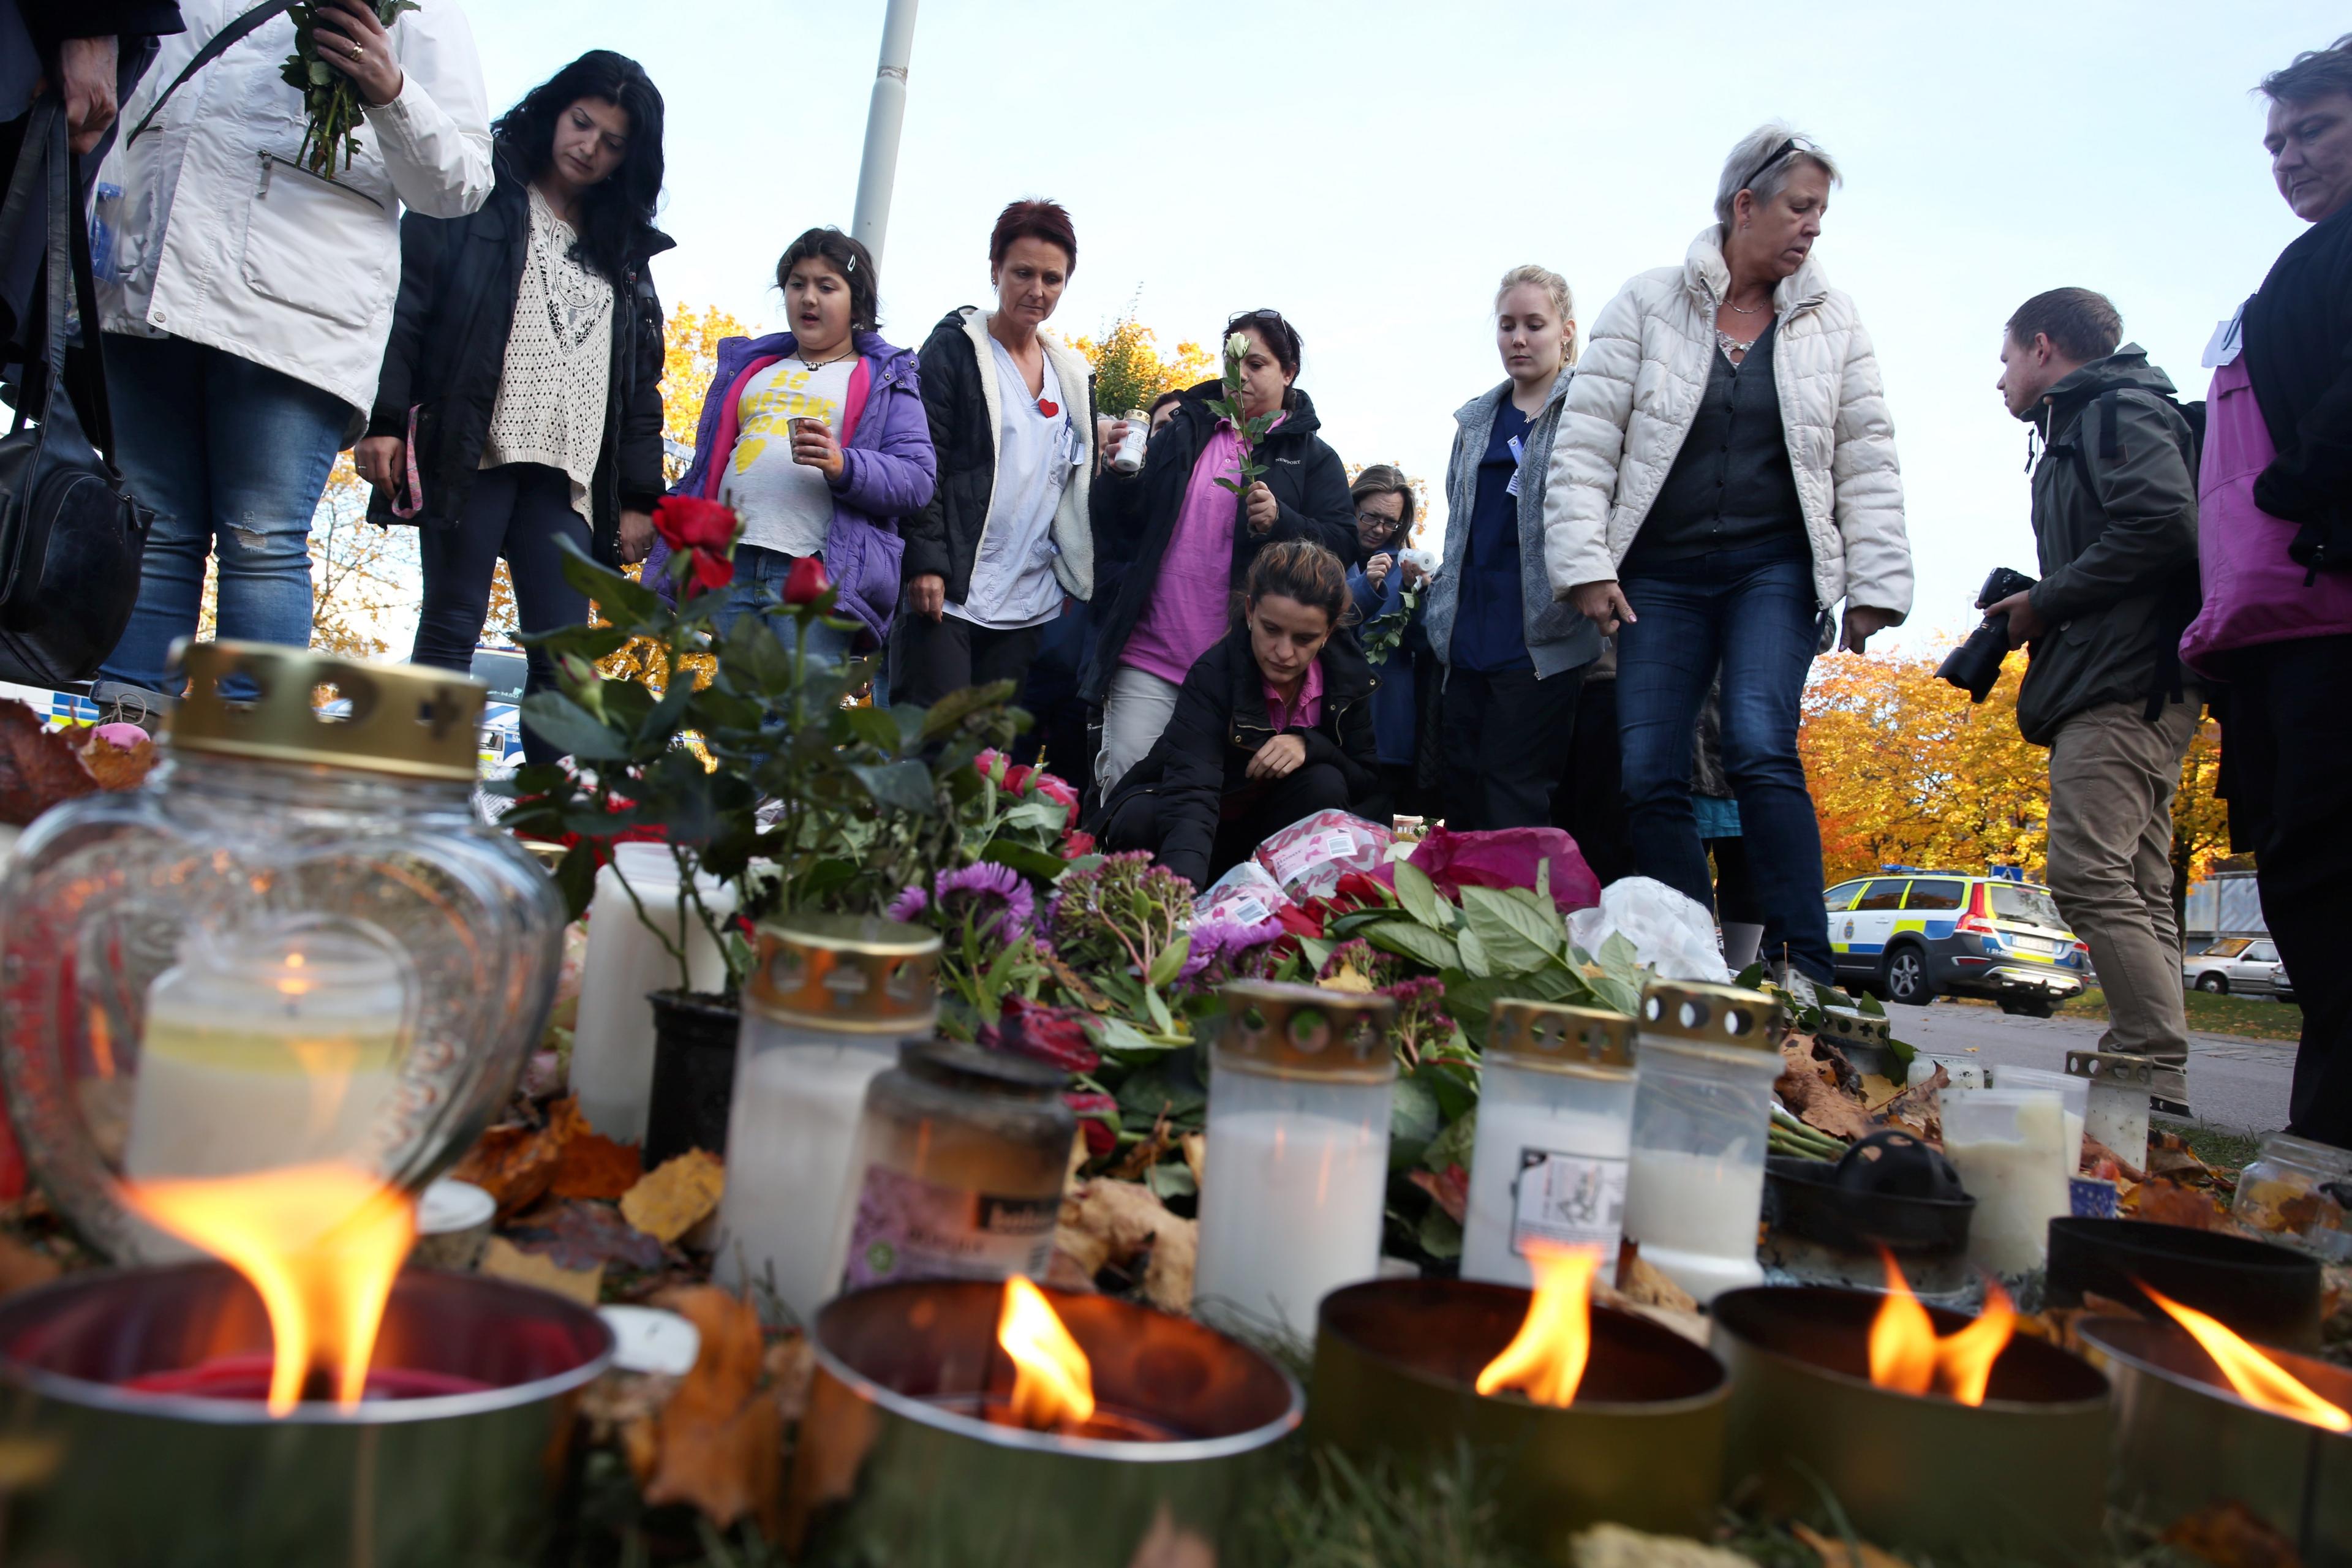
[
  {"left": 1082, "top": 310, "right": 1357, "bottom": 793},
  {"left": 2182, "top": 34, "right": 2352, "bottom": 1148}
]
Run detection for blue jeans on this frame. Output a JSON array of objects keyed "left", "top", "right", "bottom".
[
  {"left": 1616, "top": 537, "right": 1834, "bottom": 982},
  {"left": 97, "top": 333, "right": 347, "bottom": 694},
  {"left": 713, "top": 543, "right": 859, "bottom": 675}
]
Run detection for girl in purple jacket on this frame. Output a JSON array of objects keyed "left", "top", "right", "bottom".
[{"left": 654, "top": 227, "right": 937, "bottom": 660}]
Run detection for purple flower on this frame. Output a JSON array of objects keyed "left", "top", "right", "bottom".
[
  {"left": 886, "top": 884, "right": 930, "bottom": 924},
  {"left": 937, "top": 861, "right": 1036, "bottom": 940},
  {"left": 1180, "top": 914, "right": 1287, "bottom": 981}
]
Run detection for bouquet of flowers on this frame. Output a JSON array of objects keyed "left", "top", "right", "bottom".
[{"left": 280, "top": 1, "right": 418, "bottom": 178}]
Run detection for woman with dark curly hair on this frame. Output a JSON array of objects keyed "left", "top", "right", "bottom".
[{"left": 361, "top": 50, "right": 671, "bottom": 763}]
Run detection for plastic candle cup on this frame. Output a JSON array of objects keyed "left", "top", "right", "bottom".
[
  {"left": 127, "top": 929, "right": 414, "bottom": 1182},
  {"left": 1194, "top": 981, "right": 1398, "bottom": 1341},
  {"left": 1986, "top": 1065, "right": 2087, "bottom": 1168},
  {"left": 1621, "top": 981, "right": 1788, "bottom": 1305},
  {"left": 570, "top": 842, "right": 738, "bottom": 1144},
  {"left": 1461, "top": 1001, "right": 1638, "bottom": 1288},
  {"left": 1944, "top": 1087, "right": 2072, "bottom": 1276},
  {"left": 709, "top": 916, "right": 940, "bottom": 1324}
]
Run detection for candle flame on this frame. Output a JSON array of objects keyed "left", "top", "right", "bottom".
[
  {"left": 998, "top": 1276, "right": 1095, "bottom": 1431},
  {"left": 1866, "top": 1250, "right": 2015, "bottom": 1407},
  {"left": 121, "top": 1164, "right": 417, "bottom": 1416},
  {"left": 2140, "top": 1283, "right": 2350, "bottom": 1432},
  {"left": 1474, "top": 1242, "right": 1600, "bottom": 1408}
]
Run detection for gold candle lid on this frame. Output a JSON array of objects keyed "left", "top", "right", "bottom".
[
  {"left": 1487, "top": 1000, "right": 1636, "bottom": 1074},
  {"left": 746, "top": 914, "right": 940, "bottom": 1035},
  {"left": 164, "top": 639, "right": 485, "bottom": 782},
  {"left": 1815, "top": 1005, "right": 1891, "bottom": 1054},
  {"left": 1215, "top": 980, "right": 1395, "bottom": 1082},
  {"left": 1638, "top": 980, "right": 1785, "bottom": 1053}
]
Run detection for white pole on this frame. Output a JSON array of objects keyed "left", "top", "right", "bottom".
[{"left": 851, "top": 0, "right": 920, "bottom": 267}]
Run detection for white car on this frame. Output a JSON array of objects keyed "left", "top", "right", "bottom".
[{"left": 2183, "top": 938, "right": 2294, "bottom": 1000}]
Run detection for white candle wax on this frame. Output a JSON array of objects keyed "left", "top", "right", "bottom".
[
  {"left": 1461, "top": 1101, "right": 1630, "bottom": 1288},
  {"left": 1947, "top": 1092, "right": 2071, "bottom": 1276},
  {"left": 125, "top": 937, "right": 409, "bottom": 1182},
  {"left": 1621, "top": 1146, "right": 1767, "bottom": 1303},
  {"left": 1194, "top": 1103, "right": 1388, "bottom": 1340},
  {"left": 710, "top": 1036, "right": 898, "bottom": 1325},
  {"left": 571, "top": 844, "right": 737, "bottom": 1144}
]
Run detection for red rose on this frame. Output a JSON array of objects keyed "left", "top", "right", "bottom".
[
  {"left": 1003, "top": 763, "right": 1034, "bottom": 794},
  {"left": 974, "top": 749, "right": 1011, "bottom": 784},
  {"left": 978, "top": 995, "right": 1099, "bottom": 1074},
  {"left": 1058, "top": 828, "right": 1095, "bottom": 858},
  {"left": 652, "top": 497, "right": 739, "bottom": 596},
  {"left": 782, "top": 554, "right": 831, "bottom": 606},
  {"left": 1032, "top": 772, "right": 1080, "bottom": 825},
  {"left": 1065, "top": 1091, "right": 1120, "bottom": 1157}
]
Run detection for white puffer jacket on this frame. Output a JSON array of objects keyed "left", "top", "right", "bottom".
[
  {"left": 1541, "top": 228, "right": 1912, "bottom": 619},
  {"left": 97, "top": 0, "right": 492, "bottom": 417}
]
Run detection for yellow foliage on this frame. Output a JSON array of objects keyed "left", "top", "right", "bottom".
[
  {"left": 1068, "top": 312, "right": 1213, "bottom": 421},
  {"left": 662, "top": 303, "right": 755, "bottom": 486}
]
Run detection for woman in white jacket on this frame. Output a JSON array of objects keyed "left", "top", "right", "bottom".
[
  {"left": 92, "top": 0, "right": 491, "bottom": 710},
  {"left": 1541, "top": 124, "right": 1912, "bottom": 987}
]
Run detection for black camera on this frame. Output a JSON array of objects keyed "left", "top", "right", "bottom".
[{"left": 1934, "top": 566, "right": 2038, "bottom": 703}]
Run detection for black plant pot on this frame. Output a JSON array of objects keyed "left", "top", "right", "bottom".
[{"left": 643, "top": 989, "right": 740, "bottom": 1166}]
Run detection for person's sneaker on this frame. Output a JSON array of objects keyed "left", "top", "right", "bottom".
[
  {"left": 89, "top": 680, "right": 173, "bottom": 736},
  {"left": 1765, "top": 960, "right": 1820, "bottom": 1009},
  {"left": 2147, "top": 1061, "right": 2191, "bottom": 1119}
]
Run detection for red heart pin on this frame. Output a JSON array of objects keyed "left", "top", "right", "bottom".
[{"left": 1037, "top": 396, "right": 1060, "bottom": 418}]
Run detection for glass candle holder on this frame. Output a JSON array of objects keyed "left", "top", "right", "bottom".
[
  {"left": 1194, "top": 981, "right": 1397, "bottom": 1340},
  {"left": 829, "top": 1039, "right": 1073, "bottom": 1293},
  {"left": 1621, "top": 981, "right": 1787, "bottom": 1305},
  {"left": 570, "top": 842, "right": 739, "bottom": 1144},
  {"left": 0, "top": 641, "right": 564, "bottom": 1260},
  {"left": 710, "top": 915, "right": 938, "bottom": 1324},
  {"left": 1943, "top": 1087, "right": 2071, "bottom": 1276},
  {"left": 1460, "top": 1001, "right": 1637, "bottom": 1288}
]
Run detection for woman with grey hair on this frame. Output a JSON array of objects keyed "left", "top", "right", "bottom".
[{"left": 1541, "top": 124, "right": 1910, "bottom": 987}]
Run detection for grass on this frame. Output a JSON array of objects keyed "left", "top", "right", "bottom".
[
  {"left": 2157, "top": 1120, "right": 2265, "bottom": 1171},
  {"left": 2052, "top": 986, "right": 2304, "bottom": 1042}
]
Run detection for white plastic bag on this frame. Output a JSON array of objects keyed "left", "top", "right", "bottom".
[{"left": 1565, "top": 876, "right": 1730, "bottom": 984}]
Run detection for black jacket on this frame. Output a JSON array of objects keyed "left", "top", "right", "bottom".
[
  {"left": 368, "top": 151, "right": 671, "bottom": 565},
  {"left": 1080, "top": 380, "right": 1354, "bottom": 704},
  {"left": 1091, "top": 624, "right": 1379, "bottom": 889},
  {"left": 2015, "top": 348, "right": 2200, "bottom": 747},
  {"left": 901, "top": 306, "right": 1098, "bottom": 603},
  {"left": 2245, "top": 200, "right": 2352, "bottom": 569}
]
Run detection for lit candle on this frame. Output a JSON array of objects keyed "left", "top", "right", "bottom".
[
  {"left": 1461, "top": 1003, "right": 1637, "bottom": 1289},
  {"left": 125, "top": 930, "right": 412, "bottom": 1183},
  {"left": 710, "top": 917, "right": 938, "bottom": 1325},
  {"left": 1194, "top": 982, "right": 1396, "bottom": 1341},
  {"left": 570, "top": 843, "right": 738, "bottom": 1144}
]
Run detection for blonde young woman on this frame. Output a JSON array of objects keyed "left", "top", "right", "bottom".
[
  {"left": 1543, "top": 124, "right": 1910, "bottom": 987},
  {"left": 1424, "top": 264, "right": 1600, "bottom": 829}
]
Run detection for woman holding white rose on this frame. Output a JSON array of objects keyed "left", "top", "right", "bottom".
[{"left": 1084, "top": 309, "right": 1356, "bottom": 796}]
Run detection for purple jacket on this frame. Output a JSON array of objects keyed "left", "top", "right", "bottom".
[{"left": 649, "top": 330, "right": 935, "bottom": 645}]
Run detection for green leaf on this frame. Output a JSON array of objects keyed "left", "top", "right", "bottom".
[
  {"left": 1296, "top": 934, "right": 1336, "bottom": 975},
  {"left": 1145, "top": 932, "right": 1192, "bottom": 990},
  {"left": 979, "top": 839, "right": 1067, "bottom": 881},
  {"left": 1392, "top": 857, "right": 1449, "bottom": 932},
  {"left": 552, "top": 843, "right": 598, "bottom": 921},
  {"left": 1389, "top": 1074, "right": 1441, "bottom": 1171},
  {"left": 1115, "top": 1052, "right": 1207, "bottom": 1124},
  {"left": 1455, "top": 922, "right": 1493, "bottom": 978},
  {"left": 1091, "top": 1016, "right": 1167, "bottom": 1057},
  {"left": 307, "top": 59, "right": 331, "bottom": 85},
  {"left": 518, "top": 692, "right": 630, "bottom": 761},
  {"left": 916, "top": 680, "right": 1017, "bottom": 741},
  {"left": 552, "top": 534, "right": 662, "bottom": 625},
  {"left": 1145, "top": 1162, "right": 1197, "bottom": 1201},
  {"left": 842, "top": 705, "right": 900, "bottom": 752},
  {"left": 1363, "top": 919, "right": 1458, "bottom": 972},
  {"left": 1857, "top": 992, "right": 1887, "bottom": 1017},
  {"left": 848, "top": 761, "right": 938, "bottom": 816},
  {"left": 1423, "top": 1104, "right": 1477, "bottom": 1174},
  {"left": 1598, "top": 931, "right": 1646, "bottom": 989},
  {"left": 1459, "top": 884, "right": 1567, "bottom": 973},
  {"left": 1143, "top": 984, "right": 1175, "bottom": 1036},
  {"left": 1416, "top": 1204, "right": 1464, "bottom": 1262}
]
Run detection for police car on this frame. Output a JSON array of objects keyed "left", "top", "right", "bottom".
[{"left": 1823, "top": 869, "right": 2089, "bottom": 1017}]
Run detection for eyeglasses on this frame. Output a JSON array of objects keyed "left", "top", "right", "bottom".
[
  {"left": 1355, "top": 511, "right": 1406, "bottom": 533},
  {"left": 1737, "top": 134, "right": 1818, "bottom": 195}
]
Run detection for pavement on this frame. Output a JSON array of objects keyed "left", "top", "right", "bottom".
[{"left": 1886, "top": 999, "right": 2296, "bottom": 1136}]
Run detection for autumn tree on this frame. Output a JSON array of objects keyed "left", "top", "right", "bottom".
[
  {"left": 1069, "top": 301, "right": 1213, "bottom": 420},
  {"left": 307, "top": 455, "right": 423, "bottom": 659},
  {"left": 2170, "top": 716, "right": 2230, "bottom": 927}
]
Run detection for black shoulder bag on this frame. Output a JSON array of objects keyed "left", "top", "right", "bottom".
[{"left": 0, "top": 99, "right": 153, "bottom": 686}]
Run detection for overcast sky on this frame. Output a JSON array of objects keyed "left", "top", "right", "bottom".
[{"left": 471, "top": 0, "right": 2337, "bottom": 655}]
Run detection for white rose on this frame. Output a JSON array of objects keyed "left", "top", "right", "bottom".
[{"left": 1226, "top": 331, "right": 1253, "bottom": 361}]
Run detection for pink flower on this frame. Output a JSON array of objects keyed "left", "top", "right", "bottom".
[
  {"left": 974, "top": 750, "right": 1012, "bottom": 785},
  {"left": 979, "top": 995, "right": 1099, "bottom": 1074},
  {"left": 1064, "top": 1091, "right": 1120, "bottom": 1157},
  {"left": 886, "top": 884, "right": 929, "bottom": 923},
  {"left": 1031, "top": 771, "right": 1080, "bottom": 826}
]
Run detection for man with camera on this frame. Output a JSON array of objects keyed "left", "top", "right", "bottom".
[{"left": 1988, "top": 288, "right": 2202, "bottom": 1110}]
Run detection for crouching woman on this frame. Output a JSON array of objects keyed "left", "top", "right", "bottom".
[{"left": 1093, "top": 540, "right": 1380, "bottom": 891}]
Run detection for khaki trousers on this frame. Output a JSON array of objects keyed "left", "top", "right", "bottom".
[{"left": 2044, "top": 698, "right": 2200, "bottom": 1068}]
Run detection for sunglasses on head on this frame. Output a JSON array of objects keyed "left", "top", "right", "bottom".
[{"left": 1737, "top": 135, "right": 1819, "bottom": 196}]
